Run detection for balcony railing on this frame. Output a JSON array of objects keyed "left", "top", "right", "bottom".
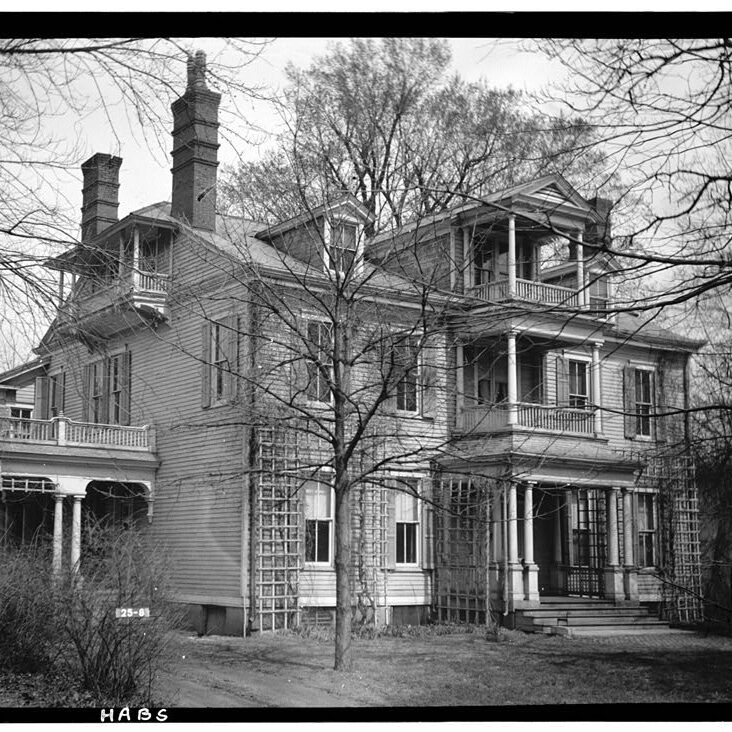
[
  {"left": 472, "top": 278, "right": 580, "bottom": 308},
  {"left": 135, "top": 270, "right": 170, "bottom": 293},
  {"left": 0, "top": 416, "right": 154, "bottom": 451},
  {"left": 459, "top": 402, "right": 596, "bottom": 436}
]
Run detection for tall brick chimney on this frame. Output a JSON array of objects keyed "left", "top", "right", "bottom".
[
  {"left": 80, "top": 153, "right": 122, "bottom": 241},
  {"left": 170, "top": 50, "right": 221, "bottom": 232}
]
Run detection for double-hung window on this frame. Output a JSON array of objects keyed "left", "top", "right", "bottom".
[
  {"left": 395, "top": 479, "right": 420, "bottom": 565},
  {"left": 395, "top": 335, "right": 420, "bottom": 413},
  {"left": 635, "top": 369, "right": 653, "bottom": 437},
  {"left": 211, "top": 321, "right": 227, "bottom": 403},
  {"left": 306, "top": 321, "right": 333, "bottom": 404},
  {"left": 304, "top": 480, "right": 333, "bottom": 564},
  {"left": 637, "top": 492, "right": 657, "bottom": 567},
  {"left": 327, "top": 221, "right": 358, "bottom": 274},
  {"left": 568, "top": 359, "right": 589, "bottom": 408},
  {"left": 85, "top": 353, "right": 131, "bottom": 425}
]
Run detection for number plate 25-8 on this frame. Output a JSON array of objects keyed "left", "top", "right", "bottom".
[{"left": 115, "top": 607, "right": 151, "bottom": 618}]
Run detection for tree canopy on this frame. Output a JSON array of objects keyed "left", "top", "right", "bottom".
[{"left": 221, "top": 38, "right": 604, "bottom": 233}]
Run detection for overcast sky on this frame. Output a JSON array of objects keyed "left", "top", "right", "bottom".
[{"left": 64, "top": 37, "right": 565, "bottom": 225}]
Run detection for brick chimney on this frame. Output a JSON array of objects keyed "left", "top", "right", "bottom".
[
  {"left": 170, "top": 50, "right": 221, "bottom": 232},
  {"left": 588, "top": 195, "right": 613, "bottom": 246},
  {"left": 80, "top": 153, "right": 122, "bottom": 241}
]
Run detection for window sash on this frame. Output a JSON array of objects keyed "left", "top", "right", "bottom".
[
  {"left": 306, "top": 321, "right": 333, "bottom": 403},
  {"left": 328, "top": 223, "right": 357, "bottom": 272},
  {"left": 568, "top": 360, "right": 588, "bottom": 408},
  {"left": 635, "top": 370, "right": 653, "bottom": 436},
  {"left": 212, "top": 322, "right": 227, "bottom": 402},
  {"left": 304, "top": 481, "right": 332, "bottom": 564},
  {"left": 395, "top": 336, "right": 420, "bottom": 412},
  {"left": 396, "top": 522, "right": 418, "bottom": 564}
]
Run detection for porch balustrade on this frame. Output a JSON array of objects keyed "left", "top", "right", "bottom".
[
  {"left": 459, "top": 402, "right": 596, "bottom": 436},
  {"left": 473, "top": 277, "right": 580, "bottom": 308},
  {"left": 0, "top": 416, "right": 154, "bottom": 451}
]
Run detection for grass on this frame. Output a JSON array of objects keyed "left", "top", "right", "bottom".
[{"left": 3, "top": 626, "right": 732, "bottom": 709}]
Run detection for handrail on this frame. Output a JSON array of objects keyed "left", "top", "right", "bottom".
[
  {"left": 459, "top": 402, "right": 595, "bottom": 435},
  {"left": 0, "top": 416, "right": 153, "bottom": 451}
]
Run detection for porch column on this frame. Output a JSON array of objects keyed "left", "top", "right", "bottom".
[
  {"left": 70, "top": 495, "right": 83, "bottom": 573},
  {"left": 591, "top": 341, "right": 603, "bottom": 434},
  {"left": 456, "top": 344, "right": 465, "bottom": 427},
  {"left": 52, "top": 494, "right": 63, "bottom": 575},
  {"left": 575, "top": 229, "right": 586, "bottom": 309},
  {"left": 132, "top": 225, "right": 140, "bottom": 289},
  {"left": 462, "top": 227, "right": 471, "bottom": 292},
  {"left": 507, "top": 215, "right": 516, "bottom": 297},
  {"left": 507, "top": 481, "right": 524, "bottom": 609},
  {"left": 622, "top": 487, "right": 639, "bottom": 603},
  {"left": 552, "top": 492, "right": 564, "bottom": 593},
  {"left": 523, "top": 482, "right": 540, "bottom": 604},
  {"left": 507, "top": 330, "right": 518, "bottom": 425},
  {"left": 604, "top": 487, "right": 624, "bottom": 601}
]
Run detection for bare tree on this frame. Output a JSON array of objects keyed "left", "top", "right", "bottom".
[
  {"left": 0, "top": 37, "right": 270, "bottom": 368},
  {"left": 220, "top": 38, "right": 604, "bottom": 234}
]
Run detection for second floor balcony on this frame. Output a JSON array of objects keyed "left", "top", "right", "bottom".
[
  {"left": 0, "top": 416, "right": 155, "bottom": 452},
  {"left": 458, "top": 401, "right": 596, "bottom": 436}
]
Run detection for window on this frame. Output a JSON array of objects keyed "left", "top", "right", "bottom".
[
  {"left": 306, "top": 321, "right": 332, "bottom": 403},
  {"left": 635, "top": 369, "right": 653, "bottom": 437},
  {"left": 85, "top": 353, "right": 131, "bottom": 425},
  {"left": 395, "top": 336, "right": 419, "bottom": 413},
  {"left": 212, "top": 321, "right": 227, "bottom": 403},
  {"left": 568, "top": 359, "right": 589, "bottom": 408},
  {"left": 327, "top": 221, "right": 358, "bottom": 273},
  {"left": 49, "top": 373, "right": 65, "bottom": 418},
  {"left": 395, "top": 482, "right": 419, "bottom": 565},
  {"left": 304, "top": 480, "right": 332, "bottom": 564},
  {"left": 10, "top": 407, "right": 31, "bottom": 420},
  {"left": 638, "top": 493, "right": 657, "bottom": 567},
  {"left": 91, "top": 361, "right": 105, "bottom": 423}
]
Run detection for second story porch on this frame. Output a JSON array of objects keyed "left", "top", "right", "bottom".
[{"left": 455, "top": 332, "right": 605, "bottom": 439}]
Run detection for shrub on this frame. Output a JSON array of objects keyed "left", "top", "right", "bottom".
[
  {"left": 0, "top": 541, "right": 58, "bottom": 673},
  {"left": 51, "top": 517, "right": 185, "bottom": 706},
  {"left": 1, "top": 517, "right": 184, "bottom": 706}
]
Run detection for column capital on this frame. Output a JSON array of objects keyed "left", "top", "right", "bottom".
[
  {"left": 592, "top": 340, "right": 605, "bottom": 349},
  {"left": 608, "top": 485, "right": 621, "bottom": 494}
]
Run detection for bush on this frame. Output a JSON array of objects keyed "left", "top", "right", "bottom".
[
  {"left": 0, "top": 541, "right": 58, "bottom": 673},
  {"left": 0, "top": 518, "right": 184, "bottom": 706}
]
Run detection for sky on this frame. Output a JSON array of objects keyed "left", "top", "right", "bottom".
[{"left": 68, "top": 37, "right": 565, "bottom": 225}]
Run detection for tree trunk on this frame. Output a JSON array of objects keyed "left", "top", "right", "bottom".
[{"left": 334, "top": 482, "right": 352, "bottom": 671}]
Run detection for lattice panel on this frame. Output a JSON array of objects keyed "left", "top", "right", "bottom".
[
  {"left": 433, "top": 477, "right": 491, "bottom": 624},
  {"left": 254, "top": 425, "right": 303, "bottom": 631}
]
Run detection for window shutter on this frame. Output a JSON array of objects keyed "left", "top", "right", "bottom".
[
  {"left": 201, "top": 321, "right": 212, "bottom": 409},
  {"left": 421, "top": 482, "right": 435, "bottom": 570},
  {"left": 224, "top": 314, "right": 239, "bottom": 403},
  {"left": 556, "top": 355, "right": 569, "bottom": 406},
  {"left": 654, "top": 366, "right": 666, "bottom": 442},
  {"left": 290, "top": 323, "right": 310, "bottom": 399},
  {"left": 82, "top": 364, "right": 93, "bottom": 422},
  {"left": 52, "top": 372, "right": 66, "bottom": 417},
  {"left": 421, "top": 343, "right": 437, "bottom": 419},
  {"left": 120, "top": 351, "right": 131, "bottom": 426},
  {"left": 623, "top": 365, "right": 637, "bottom": 439},
  {"left": 34, "top": 376, "right": 50, "bottom": 420},
  {"left": 386, "top": 487, "right": 397, "bottom": 570}
]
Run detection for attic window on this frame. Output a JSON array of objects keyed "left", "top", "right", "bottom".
[{"left": 327, "top": 222, "right": 357, "bottom": 273}]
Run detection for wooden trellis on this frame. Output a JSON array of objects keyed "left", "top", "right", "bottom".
[{"left": 433, "top": 476, "right": 492, "bottom": 624}]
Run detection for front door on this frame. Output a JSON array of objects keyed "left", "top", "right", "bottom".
[{"left": 563, "top": 488, "right": 607, "bottom": 598}]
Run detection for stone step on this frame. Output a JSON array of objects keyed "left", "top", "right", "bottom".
[
  {"left": 522, "top": 607, "right": 649, "bottom": 618},
  {"left": 554, "top": 626, "right": 694, "bottom": 638}
]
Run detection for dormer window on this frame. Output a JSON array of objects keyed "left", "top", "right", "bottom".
[{"left": 326, "top": 221, "right": 358, "bottom": 274}]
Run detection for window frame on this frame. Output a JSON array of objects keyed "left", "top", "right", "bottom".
[
  {"left": 568, "top": 358, "right": 590, "bottom": 409},
  {"left": 392, "top": 476, "right": 422, "bottom": 568},
  {"left": 637, "top": 491, "right": 658, "bottom": 568},
  {"left": 304, "top": 478, "right": 334, "bottom": 567},
  {"left": 634, "top": 366, "right": 654, "bottom": 439},
  {"left": 305, "top": 319, "right": 334, "bottom": 405},
  {"left": 324, "top": 216, "right": 362, "bottom": 277},
  {"left": 394, "top": 334, "right": 421, "bottom": 414}
]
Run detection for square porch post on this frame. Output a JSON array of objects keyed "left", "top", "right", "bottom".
[
  {"left": 604, "top": 487, "right": 625, "bottom": 601},
  {"left": 622, "top": 487, "right": 639, "bottom": 603},
  {"left": 52, "top": 493, "right": 63, "bottom": 575},
  {"left": 522, "top": 481, "right": 540, "bottom": 605}
]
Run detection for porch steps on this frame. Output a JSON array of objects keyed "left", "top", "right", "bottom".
[{"left": 514, "top": 596, "right": 678, "bottom": 637}]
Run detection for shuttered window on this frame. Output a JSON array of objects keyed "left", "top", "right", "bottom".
[
  {"left": 306, "top": 320, "right": 333, "bottom": 404},
  {"left": 201, "top": 314, "right": 239, "bottom": 408},
  {"left": 83, "top": 352, "right": 131, "bottom": 425},
  {"left": 635, "top": 369, "right": 653, "bottom": 437},
  {"left": 395, "top": 336, "right": 420, "bottom": 413},
  {"left": 568, "top": 360, "right": 589, "bottom": 408}
]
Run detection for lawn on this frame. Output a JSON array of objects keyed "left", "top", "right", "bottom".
[{"left": 3, "top": 627, "right": 732, "bottom": 712}]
